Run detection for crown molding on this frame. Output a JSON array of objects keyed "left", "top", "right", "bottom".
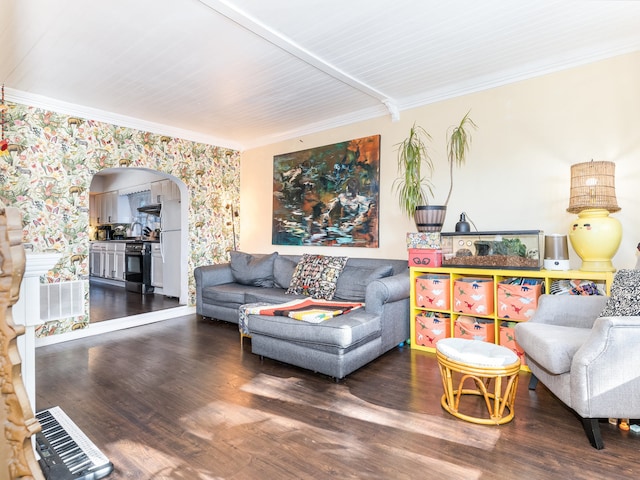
[{"left": 4, "top": 88, "right": 243, "bottom": 151}]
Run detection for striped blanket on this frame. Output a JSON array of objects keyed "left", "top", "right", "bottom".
[{"left": 244, "top": 298, "right": 364, "bottom": 323}]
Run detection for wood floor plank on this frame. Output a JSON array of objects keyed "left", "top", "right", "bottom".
[
  {"left": 36, "top": 316, "right": 640, "bottom": 479},
  {"left": 89, "top": 281, "right": 180, "bottom": 322}
]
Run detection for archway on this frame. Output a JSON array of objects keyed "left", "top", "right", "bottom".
[{"left": 89, "top": 168, "right": 189, "bottom": 324}]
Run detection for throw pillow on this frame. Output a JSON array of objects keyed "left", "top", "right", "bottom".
[
  {"left": 334, "top": 265, "right": 394, "bottom": 301},
  {"left": 286, "top": 254, "right": 348, "bottom": 300},
  {"left": 273, "top": 256, "right": 298, "bottom": 289},
  {"left": 599, "top": 269, "right": 640, "bottom": 317},
  {"left": 230, "top": 251, "right": 278, "bottom": 287}
]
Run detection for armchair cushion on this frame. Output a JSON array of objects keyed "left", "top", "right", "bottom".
[
  {"left": 515, "top": 323, "right": 592, "bottom": 374},
  {"left": 599, "top": 269, "right": 640, "bottom": 317}
]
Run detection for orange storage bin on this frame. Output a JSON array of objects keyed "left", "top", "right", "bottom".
[
  {"left": 454, "top": 316, "right": 495, "bottom": 343},
  {"left": 500, "top": 322, "right": 526, "bottom": 366},
  {"left": 497, "top": 279, "right": 543, "bottom": 320},
  {"left": 415, "top": 312, "right": 450, "bottom": 348},
  {"left": 453, "top": 277, "right": 494, "bottom": 315},
  {"left": 415, "top": 274, "right": 450, "bottom": 309}
]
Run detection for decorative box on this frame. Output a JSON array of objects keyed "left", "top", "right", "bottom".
[
  {"left": 409, "top": 248, "right": 442, "bottom": 268},
  {"left": 415, "top": 312, "right": 450, "bottom": 348},
  {"left": 497, "top": 278, "right": 544, "bottom": 320},
  {"left": 415, "top": 274, "right": 449, "bottom": 309},
  {"left": 440, "top": 230, "right": 544, "bottom": 270},
  {"left": 454, "top": 316, "right": 495, "bottom": 343},
  {"left": 406, "top": 232, "right": 441, "bottom": 249},
  {"left": 453, "top": 277, "right": 494, "bottom": 315},
  {"left": 500, "top": 322, "right": 526, "bottom": 366}
]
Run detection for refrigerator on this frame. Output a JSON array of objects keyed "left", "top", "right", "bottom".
[{"left": 160, "top": 199, "right": 181, "bottom": 298}]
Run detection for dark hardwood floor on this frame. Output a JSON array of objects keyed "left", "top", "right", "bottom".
[
  {"left": 89, "top": 280, "right": 180, "bottom": 322},
  {"left": 36, "top": 315, "right": 640, "bottom": 480}
]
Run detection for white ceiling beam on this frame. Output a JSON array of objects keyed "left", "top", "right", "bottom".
[{"left": 198, "top": 0, "right": 400, "bottom": 121}]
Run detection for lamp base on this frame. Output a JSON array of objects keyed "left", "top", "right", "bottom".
[
  {"left": 568, "top": 208, "right": 622, "bottom": 273},
  {"left": 577, "top": 259, "right": 616, "bottom": 272}
]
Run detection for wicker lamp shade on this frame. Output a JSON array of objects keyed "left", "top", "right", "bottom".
[{"left": 567, "top": 160, "right": 620, "bottom": 214}]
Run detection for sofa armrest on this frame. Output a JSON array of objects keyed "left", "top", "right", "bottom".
[
  {"left": 364, "top": 270, "right": 410, "bottom": 349},
  {"left": 194, "top": 263, "right": 235, "bottom": 288},
  {"left": 194, "top": 263, "right": 235, "bottom": 316},
  {"left": 570, "top": 315, "right": 640, "bottom": 418},
  {"left": 528, "top": 294, "right": 608, "bottom": 329},
  {"left": 365, "top": 271, "right": 410, "bottom": 315}
]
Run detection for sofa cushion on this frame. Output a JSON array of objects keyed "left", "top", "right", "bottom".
[
  {"left": 515, "top": 322, "right": 592, "bottom": 374},
  {"left": 599, "top": 269, "right": 640, "bottom": 317},
  {"left": 334, "top": 265, "right": 394, "bottom": 301},
  {"left": 247, "top": 310, "right": 380, "bottom": 349},
  {"left": 230, "top": 251, "right": 278, "bottom": 287},
  {"left": 273, "top": 256, "right": 298, "bottom": 289},
  {"left": 201, "top": 283, "right": 248, "bottom": 306},
  {"left": 286, "top": 254, "right": 348, "bottom": 300},
  {"left": 246, "top": 288, "right": 303, "bottom": 305}
]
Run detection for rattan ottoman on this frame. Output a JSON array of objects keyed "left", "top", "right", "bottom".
[{"left": 436, "top": 338, "right": 521, "bottom": 425}]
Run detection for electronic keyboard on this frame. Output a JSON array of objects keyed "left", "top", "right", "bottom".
[{"left": 35, "top": 406, "right": 114, "bottom": 480}]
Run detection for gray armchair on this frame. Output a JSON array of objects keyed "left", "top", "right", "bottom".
[{"left": 515, "top": 292, "right": 640, "bottom": 449}]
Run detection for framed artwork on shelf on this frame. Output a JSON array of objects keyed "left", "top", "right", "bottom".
[{"left": 272, "top": 135, "right": 380, "bottom": 247}]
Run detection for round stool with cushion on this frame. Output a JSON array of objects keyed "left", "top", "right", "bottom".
[{"left": 436, "top": 337, "right": 521, "bottom": 425}]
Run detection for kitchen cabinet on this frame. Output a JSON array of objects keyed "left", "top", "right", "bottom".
[
  {"left": 91, "top": 191, "right": 131, "bottom": 224},
  {"left": 150, "top": 181, "right": 162, "bottom": 204},
  {"left": 104, "top": 242, "right": 126, "bottom": 280},
  {"left": 89, "top": 242, "right": 106, "bottom": 277},
  {"left": 150, "top": 179, "right": 180, "bottom": 204},
  {"left": 89, "top": 194, "right": 98, "bottom": 226},
  {"left": 150, "top": 243, "right": 163, "bottom": 288},
  {"left": 90, "top": 242, "right": 125, "bottom": 281}
]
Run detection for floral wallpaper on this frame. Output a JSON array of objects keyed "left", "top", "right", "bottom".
[{"left": 0, "top": 102, "right": 240, "bottom": 337}]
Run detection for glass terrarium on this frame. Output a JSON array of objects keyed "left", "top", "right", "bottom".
[{"left": 440, "top": 230, "right": 544, "bottom": 270}]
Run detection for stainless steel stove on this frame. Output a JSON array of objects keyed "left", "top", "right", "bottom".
[{"left": 124, "top": 241, "right": 154, "bottom": 294}]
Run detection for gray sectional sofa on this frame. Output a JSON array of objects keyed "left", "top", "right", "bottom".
[{"left": 194, "top": 252, "right": 410, "bottom": 379}]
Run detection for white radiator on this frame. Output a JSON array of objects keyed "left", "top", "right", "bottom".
[{"left": 40, "top": 281, "right": 85, "bottom": 321}]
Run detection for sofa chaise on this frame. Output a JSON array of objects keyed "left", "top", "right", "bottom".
[{"left": 194, "top": 252, "right": 410, "bottom": 379}]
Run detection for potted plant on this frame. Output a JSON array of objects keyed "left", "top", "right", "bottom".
[{"left": 394, "top": 111, "right": 477, "bottom": 232}]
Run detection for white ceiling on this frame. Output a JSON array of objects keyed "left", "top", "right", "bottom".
[{"left": 2, "top": 0, "right": 640, "bottom": 151}]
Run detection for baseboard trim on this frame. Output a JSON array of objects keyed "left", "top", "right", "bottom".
[{"left": 35, "top": 306, "right": 196, "bottom": 347}]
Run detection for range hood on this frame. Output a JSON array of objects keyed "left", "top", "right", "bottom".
[{"left": 137, "top": 204, "right": 161, "bottom": 216}]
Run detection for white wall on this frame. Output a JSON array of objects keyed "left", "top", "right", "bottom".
[{"left": 241, "top": 52, "right": 640, "bottom": 269}]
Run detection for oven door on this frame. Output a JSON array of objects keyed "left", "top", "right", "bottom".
[
  {"left": 125, "top": 251, "right": 143, "bottom": 283},
  {"left": 125, "top": 245, "right": 144, "bottom": 292}
]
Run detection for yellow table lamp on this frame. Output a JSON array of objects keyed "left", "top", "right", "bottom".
[{"left": 567, "top": 160, "right": 622, "bottom": 272}]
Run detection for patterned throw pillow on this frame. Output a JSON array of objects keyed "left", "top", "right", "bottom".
[
  {"left": 599, "top": 269, "right": 640, "bottom": 317},
  {"left": 286, "top": 254, "right": 348, "bottom": 300}
]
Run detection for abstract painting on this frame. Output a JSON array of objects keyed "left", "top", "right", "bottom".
[{"left": 272, "top": 135, "right": 380, "bottom": 247}]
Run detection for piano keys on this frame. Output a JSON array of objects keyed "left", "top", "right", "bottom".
[{"left": 35, "top": 406, "right": 114, "bottom": 480}]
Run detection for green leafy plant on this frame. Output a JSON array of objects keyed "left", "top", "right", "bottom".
[
  {"left": 444, "top": 110, "right": 478, "bottom": 207},
  {"left": 394, "top": 111, "right": 477, "bottom": 219},
  {"left": 393, "top": 123, "right": 434, "bottom": 217}
]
